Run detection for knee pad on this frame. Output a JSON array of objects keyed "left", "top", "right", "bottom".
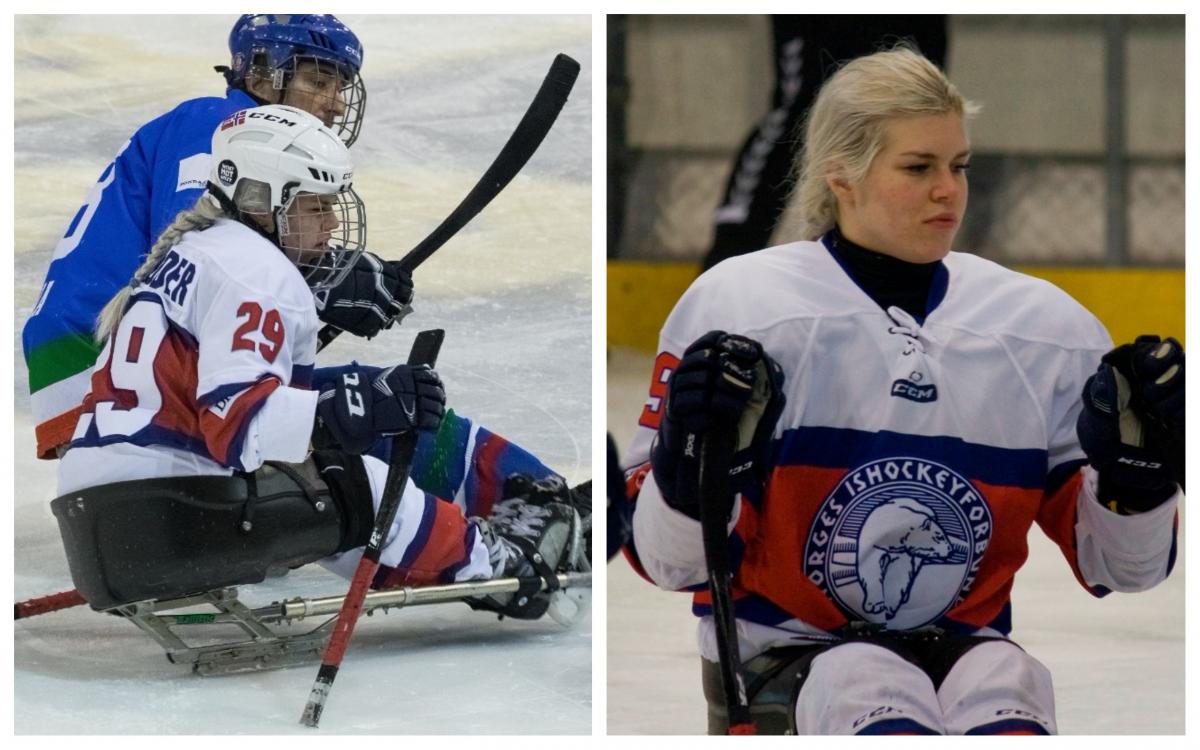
[
  {"left": 940, "top": 640, "right": 1056, "bottom": 735},
  {"left": 311, "top": 449, "right": 375, "bottom": 552},
  {"left": 703, "top": 641, "right": 945, "bottom": 735},
  {"left": 800, "top": 642, "right": 944, "bottom": 735}
]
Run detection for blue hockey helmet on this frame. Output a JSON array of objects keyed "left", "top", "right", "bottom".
[{"left": 224, "top": 14, "right": 366, "bottom": 146}]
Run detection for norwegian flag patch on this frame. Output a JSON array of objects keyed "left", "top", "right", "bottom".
[{"left": 220, "top": 111, "right": 247, "bottom": 131}]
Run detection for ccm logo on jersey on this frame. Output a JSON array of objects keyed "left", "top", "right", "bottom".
[{"left": 891, "top": 378, "right": 938, "bottom": 403}]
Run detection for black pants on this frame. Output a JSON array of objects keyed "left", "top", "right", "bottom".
[{"left": 703, "top": 15, "right": 949, "bottom": 271}]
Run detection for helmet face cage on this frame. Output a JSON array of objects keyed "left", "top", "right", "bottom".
[
  {"left": 275, "top": 184, "right": 366, "bottom": 295},
  {"left": 249, "top": 53, "right": 365, "bottom": 146},
  {"left": 228, "top": 14, "right": 366, "bottom": 145}
]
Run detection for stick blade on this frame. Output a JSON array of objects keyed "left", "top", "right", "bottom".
[{"left": 547, "top": 53, "right": 581, "bottom": 97}]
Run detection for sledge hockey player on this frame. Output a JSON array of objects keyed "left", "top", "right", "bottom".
[
  {"left": 54, "top": 105, "right": 582, "bottom": 621},
  {"left": 623, "top": 46, "right": 1183, "bottom": 735},
  {"left": 24, "top": 14, "right": 572, "bottom": 525}
]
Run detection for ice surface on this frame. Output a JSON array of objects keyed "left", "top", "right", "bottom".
[
  {"left": 606, "top": 347, "right": 1184, "bottom": 735},
  {"left": 13, "top": 15, "right": 591, "bottom": 735}
]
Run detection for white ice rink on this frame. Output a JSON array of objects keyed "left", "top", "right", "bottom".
[
  {"left": 606, "top": 347, "right": 1184, "bottom": 735},
  {"left": 13, "top": 15, "right": 591, "bottom": 735}
]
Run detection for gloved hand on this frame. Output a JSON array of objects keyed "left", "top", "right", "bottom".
[
  {"left": 650, "top": 331, "right": 785, "bottom": 519},
  {"left": 314, "top": 252, "right": 414, "bottom": 338},
  {"left": 1077, "top": 335, "right": 1184, "bottom": 513},
  {"left": 607, "top": 433, "right": 632, "bottom": 561},
  {"left": 313, "top": 363, "right": 445, "bottom": 455}
]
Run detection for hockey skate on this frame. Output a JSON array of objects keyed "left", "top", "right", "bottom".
[{"left": 468, "top": 474, "right": 591, "bottom": 624}]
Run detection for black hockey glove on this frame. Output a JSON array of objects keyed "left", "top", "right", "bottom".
[
  {"left": 607, "top": 433, "right": 632, "bottom": 561},
  {"left": 313, "top": 363, "right": 445, "bottom": 455},
  {"left": 650, "top": 331, "right": 785, "bottom": 520},
  {"left": 1077, "top": 335, "right": 1184, "bottom": 513},
  {"left": 314, "top": 252, "right": 414, "bottom": 339}
]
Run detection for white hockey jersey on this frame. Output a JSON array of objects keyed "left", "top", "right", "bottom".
[
  {"left": 59, "top": 218, "right": 321, "bottom": 494},
  {"left": 626, "top": 239, "right": 1179, "bottom": 660}
]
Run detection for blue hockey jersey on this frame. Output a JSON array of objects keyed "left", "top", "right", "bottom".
[{"left": 24, "top": 88, "right": 258, "bottom": 457}]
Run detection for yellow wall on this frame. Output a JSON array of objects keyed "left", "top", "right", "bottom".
[{"left": 608, "top": 260, "right": 1184, "bottom": 353}]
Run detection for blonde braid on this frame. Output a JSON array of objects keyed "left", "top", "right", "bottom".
[{"left": 95, "top": 195, "right": 227, "bottom": 341}]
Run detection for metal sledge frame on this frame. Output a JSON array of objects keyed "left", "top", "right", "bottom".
[{"left": 113, "top": 571, "right": 591, "bottom": 676}]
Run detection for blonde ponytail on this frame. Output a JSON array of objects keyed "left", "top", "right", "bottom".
[{"left": 95, "top": 195, "right": 227, "bottom": 341}]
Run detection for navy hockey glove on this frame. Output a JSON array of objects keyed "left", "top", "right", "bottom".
[
  {"left": 313, "top": 363, "right": 445, "bottom": 455},
  {"left": 314, "top": 252, "right": 414, "bottom": 338},
  {"left": 651, "top": 331, "right": 785, "bottom": 520},
  {"left": 1077, "top": 335, "right": 1184, "bottom": 513}
]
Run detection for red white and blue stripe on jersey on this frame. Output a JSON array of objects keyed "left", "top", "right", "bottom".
[
  {"left": 626, "top": 424, "right": 1178, "bottom": 637},
  {"left": 71, "top": 299, "right": 282, "bottom": 472}
]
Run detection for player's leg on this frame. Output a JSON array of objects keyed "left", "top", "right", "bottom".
[
  {"left": 937, "top": 639, "right": 1057, "bottom": 735},
  {"left": 316, "top": 453, "right": 582, "bottom": 621},
  {"left": 795, "top": 641, "right": 945, "bottom": 734},
  {"left": 705, "top": 640, "right": 946, "bottom": 734},
  {"left": 316, "top": 452, "right": 493, "bottom": 587},
  {"left": 409, "top": 407, "right": 559, "bottom": 518}
]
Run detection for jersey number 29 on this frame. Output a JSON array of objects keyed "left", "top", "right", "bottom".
[{"left": 231, "top": 301, "right": 285, "bottom": 364}]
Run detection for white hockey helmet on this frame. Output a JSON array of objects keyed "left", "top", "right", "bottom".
[{"left": 208, "top": 104, "right": 365, "bottom": 294}]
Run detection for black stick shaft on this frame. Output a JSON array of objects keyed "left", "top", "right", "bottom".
[
  {"left": 316, "top": 53, "right": 580, "bottom": 352},
  {"left": 398, "top": 53, "right": 579, "bottom": 272},
  {"left": 697, "top": 428, "right": 756, "bottom": 734}
]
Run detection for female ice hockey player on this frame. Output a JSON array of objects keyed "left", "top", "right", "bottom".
[
  {"left": 25, "top": 14, "right": 571, "bottom": 527},
  {"left": 624, "top": 46, "right": 1183, "bottom": 735},
  {"left": 55, "top": 106, "right": 581, "bottom": 621}
]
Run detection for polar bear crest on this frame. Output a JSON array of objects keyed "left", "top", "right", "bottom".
[{"left": 856, "top": 497, "right": 953, "bottom": 619}]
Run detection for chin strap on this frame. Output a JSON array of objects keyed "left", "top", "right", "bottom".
[
  {"left": 214, "top": 66, "right": 289, "bottom": 107},
  {"left": 213, "top": 65, "right": 238, "bottom": 88}
]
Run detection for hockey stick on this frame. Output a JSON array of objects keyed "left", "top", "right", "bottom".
[
  {"left": 300, "top": 328, "right": 445, "bottom": 729},
  {"left": 315, "top": 52, "right": 581, "bottom": 351},
  {"left": 697, "top": 427, "right": 757, "bottom": 735}
]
